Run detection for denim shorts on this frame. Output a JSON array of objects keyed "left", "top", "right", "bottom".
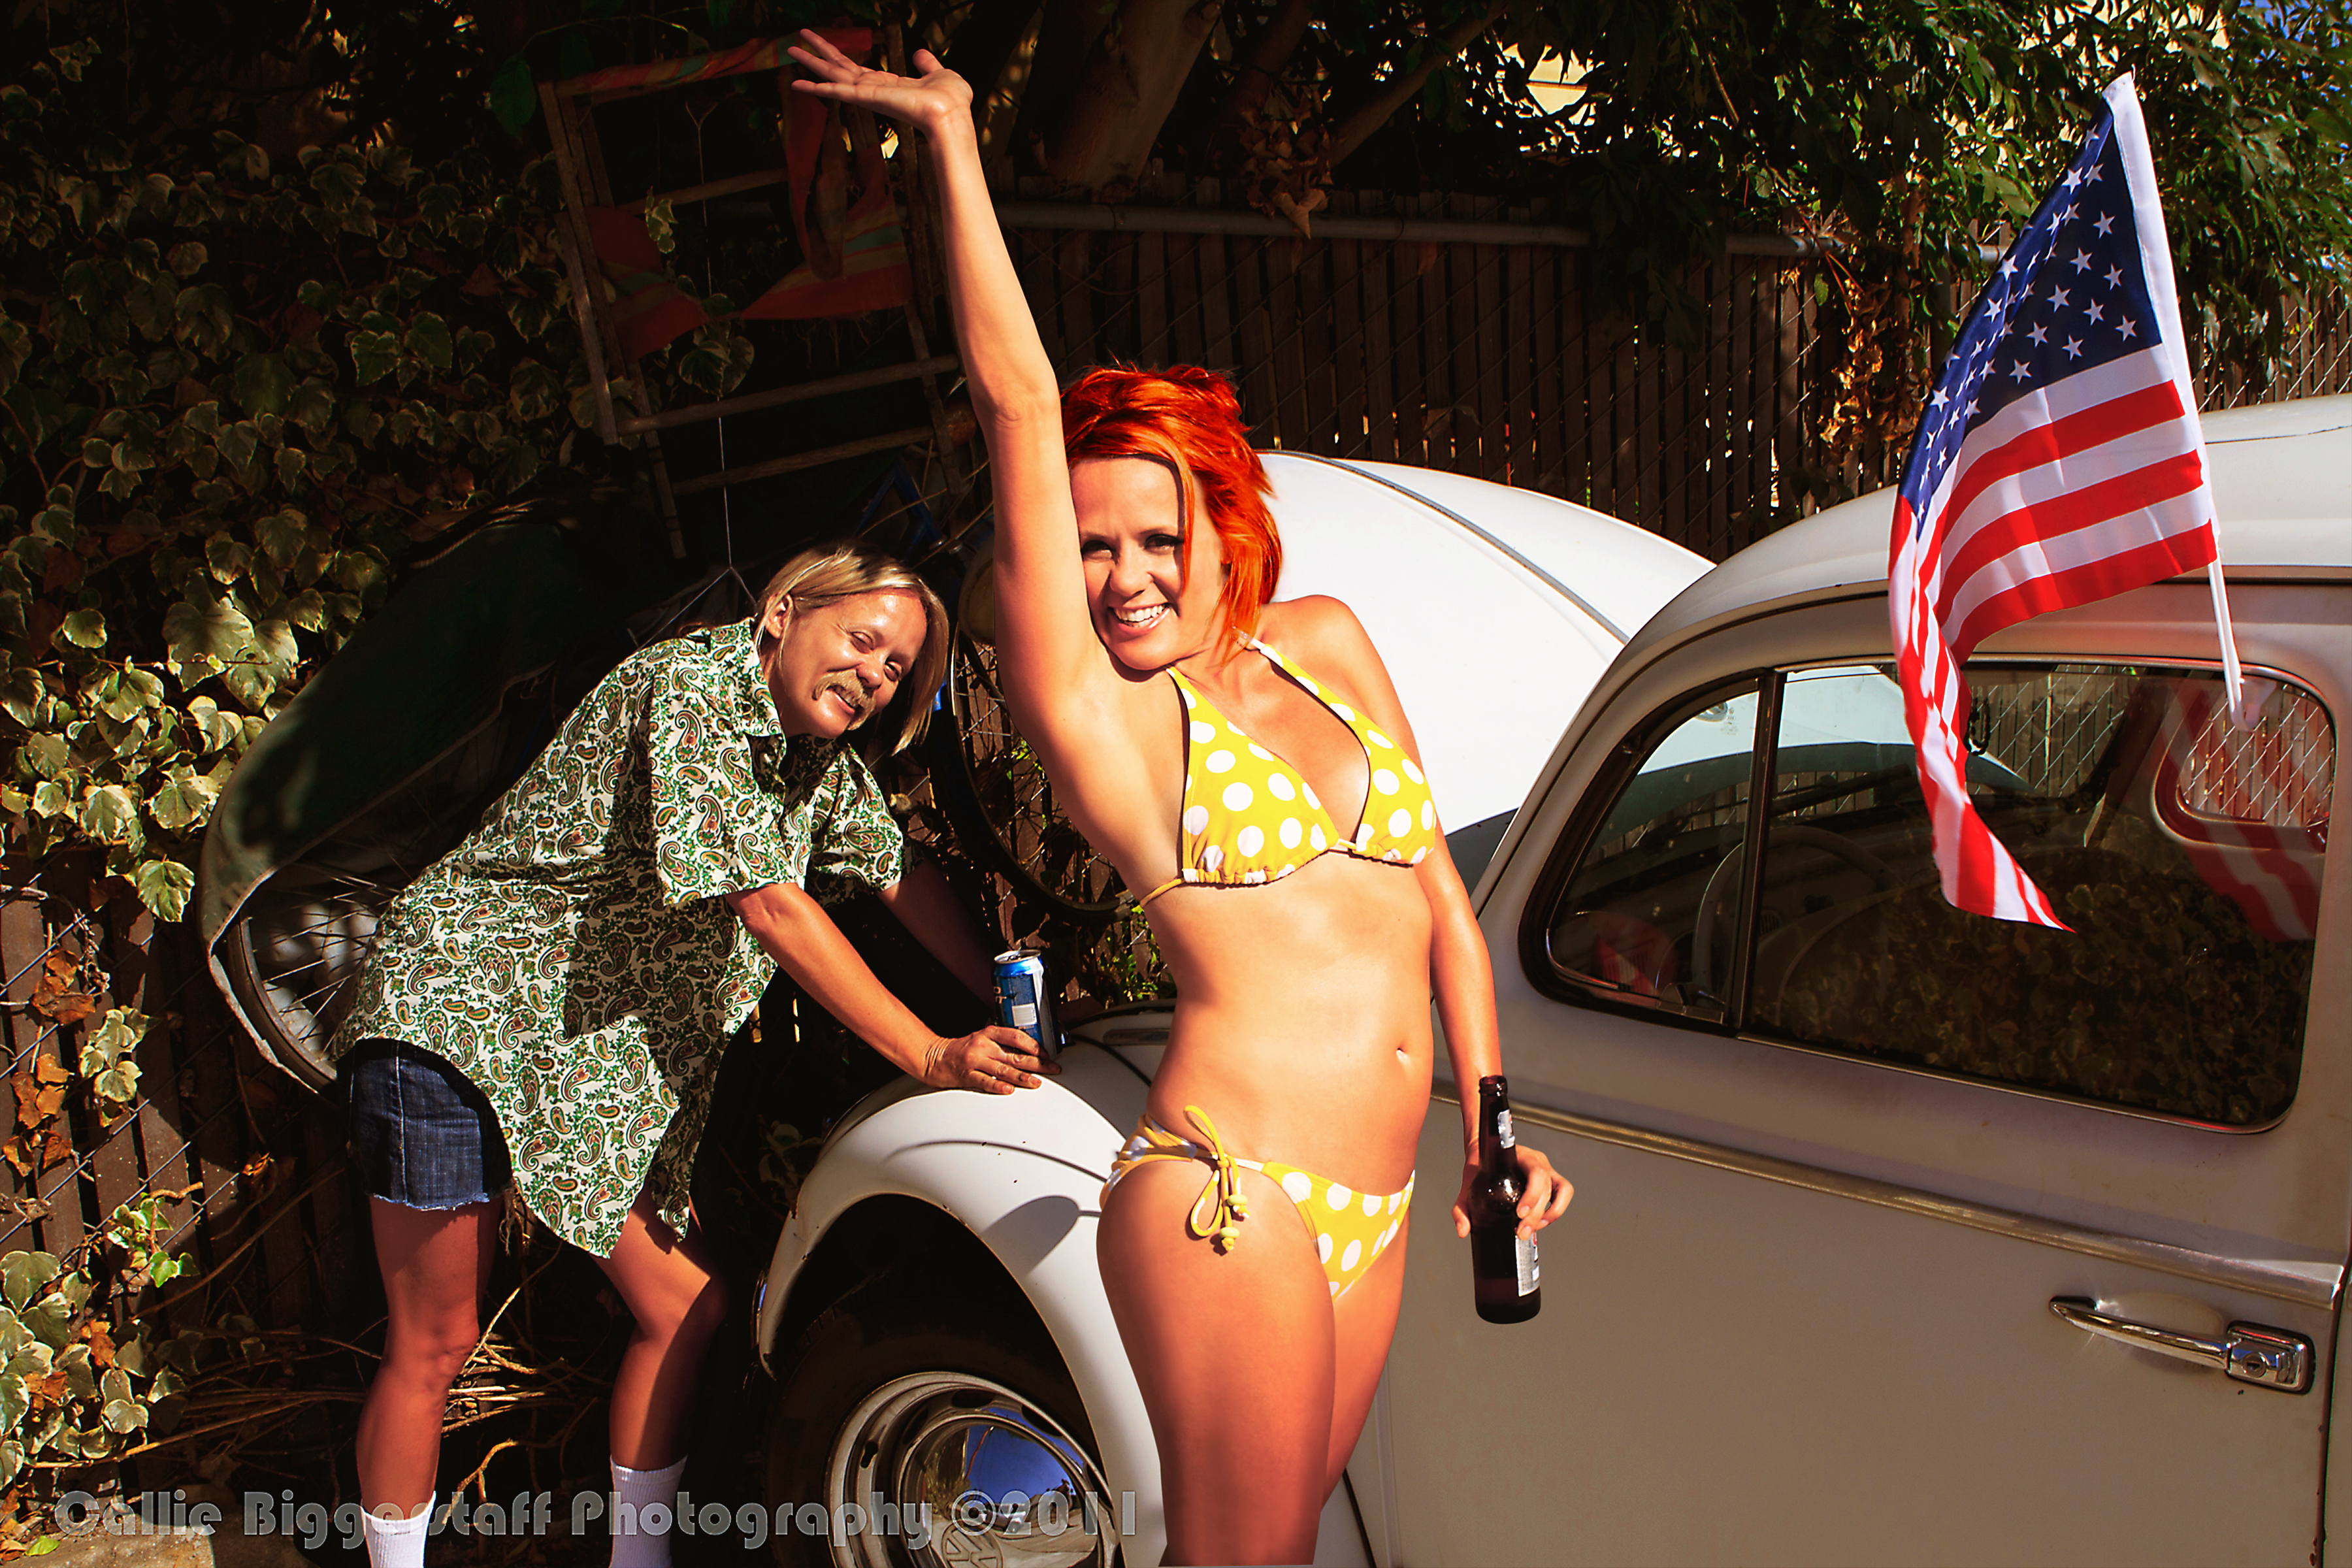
[{"left": 346, "top": 1040, "right": 514, "bottom": 1210}]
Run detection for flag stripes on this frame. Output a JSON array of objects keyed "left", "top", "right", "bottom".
[{"left": 1887, "top": 73, "right": 2234, "bottom": 925}]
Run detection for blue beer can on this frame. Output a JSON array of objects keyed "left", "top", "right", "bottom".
[{"left": 992, "top": 948, "right": 1058, "bottom": 1062}]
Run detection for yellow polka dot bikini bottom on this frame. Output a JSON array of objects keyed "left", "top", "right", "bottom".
[{"left": 1102, "top": 1105, "right": 1414, "bottom": 1299}]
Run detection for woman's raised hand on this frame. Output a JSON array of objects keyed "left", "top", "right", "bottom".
[
  {"left": 921, "top": 1024, "right": 1059, "bottom": 1094},
  {"left": 785, "top": 29, "right": 971, "bottom": 137}
]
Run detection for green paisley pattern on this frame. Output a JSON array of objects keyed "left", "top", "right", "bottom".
[{"left": 331, "top": 616, "right": 904, "bottom": 1256}]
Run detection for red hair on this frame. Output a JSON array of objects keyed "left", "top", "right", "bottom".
[{"left": 1060, "top": 366, "right": 1279, "bottom": 645}]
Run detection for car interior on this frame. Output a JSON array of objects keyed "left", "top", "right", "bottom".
[{"left": 1544, "top": 661, "right": 2332, "bottom": 1128}]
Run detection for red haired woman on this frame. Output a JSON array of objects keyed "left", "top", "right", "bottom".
[{"left": 791, "top": 35, "right": 1571, "bottom": 1564}]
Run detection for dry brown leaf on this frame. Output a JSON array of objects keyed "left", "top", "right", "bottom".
[{"left": 43, "top": 990, "right": 97, "bottom": 1025}]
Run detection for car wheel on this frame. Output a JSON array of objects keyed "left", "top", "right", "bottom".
[{"left": 765, "top": 1293, "right": 1120, "bottom": 1568}]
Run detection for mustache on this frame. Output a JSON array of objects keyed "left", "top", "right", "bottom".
[{"left": 821, "top": 672, "right": 873, "bottom": 721}]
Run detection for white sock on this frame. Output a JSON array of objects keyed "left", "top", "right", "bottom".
[
  {"left": 609, "top": 1456, "right": 686, "bottom": 1568},
  {"left": 361, "top": 1501, "right": 433, "bottom": 1568}
]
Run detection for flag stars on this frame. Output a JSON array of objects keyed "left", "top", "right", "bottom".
[
  {"left": 2093, "top": 212, "right": 2115, "bottom": 237},
  {"left": 2085, "top": 163, "right": 2104, "bottom": 183},
  {"left": 2103, "top": 265, "right": 2124, "bottom": 289},
  {"left": 2085, "top": 299, "right": 2106, "bottom": 323},
  {"left": 2049, "top": 286, "right": 2070, "bottom": 310},
  {"left": 2028, "top": 323, "right": 2049, "bottom": 346},
  {"left": 2009, "top": 360, "right": 2033, "bottom": 382},
  {"left": 1930, "top": 387, "right": 1948, "bottom": 408},
  {"left": 2069, "top": 249, "right": 2094, "bottom": 272},
  {"left": 2116, "top": 316, "right": 2138, "bottom": 340},
  {"left": 2063, "top": 336, "right": 2085, "bottom": 359}
]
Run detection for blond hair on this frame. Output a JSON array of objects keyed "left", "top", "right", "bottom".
[{"left": 754, "top": 540, "right": 951, "bottom": 754}]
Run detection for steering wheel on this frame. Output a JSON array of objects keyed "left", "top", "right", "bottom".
[{"left": 1688, "top": 825, "right": 1897, "bottom": 1002}]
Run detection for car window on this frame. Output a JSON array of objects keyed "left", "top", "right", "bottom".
[
  {"left": 1748, "top": 664, "right": 2330, "bottom": 1126},
  {"left": 1544, "top": 679, "right": 1761, "bottom": 1021}
]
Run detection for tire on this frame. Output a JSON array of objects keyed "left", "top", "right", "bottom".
[
  {"left": 764, "top": 1290, "right": 1120, "bottom": 1568},
  {"left": 216, "top": 862, "right": 400, "bottom": 1089},
  {"left": 210, "top": 664, "right": 564, "bottom": 1086}
]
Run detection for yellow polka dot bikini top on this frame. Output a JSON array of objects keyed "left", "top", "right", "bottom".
[{"left": 1139, "top": 637, "right": 1440, "bottom": 907}]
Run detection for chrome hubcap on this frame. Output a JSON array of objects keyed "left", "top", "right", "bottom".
[{"left": 823, "top": 1371, "right": 1115, "bottom": 1568}]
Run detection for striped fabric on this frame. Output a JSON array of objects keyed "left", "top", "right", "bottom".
[
  {"left": 561, "top": 30, "right": 911, "bottom": 353},
  {"left": 2149, "top": 680, "right": 2329, "bottom": 943},
  {"left": 555, "top": 37, "right": 794, "bottom": 105},
  {"left": 1887, "top": 73, "right": 2238, "bottom": 926}
]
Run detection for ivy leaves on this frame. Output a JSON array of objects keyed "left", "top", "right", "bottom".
[
  {"left": 0, "top": 43, "right": 625, "bottom": 921},
  {"left": 0, "top": 1225, "right": 200, "bottom": 1486}
]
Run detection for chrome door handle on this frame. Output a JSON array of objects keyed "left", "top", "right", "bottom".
[{"left": 2050, "top": 1298, "right": 2313, "bottom": 1394}]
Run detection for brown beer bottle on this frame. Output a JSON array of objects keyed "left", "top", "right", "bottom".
[{"left": 1470, "top": 1075, "right": 1541, "bottom": 1324}]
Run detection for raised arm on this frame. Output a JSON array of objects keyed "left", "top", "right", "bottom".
[{"left": 787, "top": 35, "right": 1107, "bottom": 736}]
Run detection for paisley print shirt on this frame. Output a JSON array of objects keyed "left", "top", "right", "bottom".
[{"left": 331, "top": 617, "right": 904, "bottom": 1256}]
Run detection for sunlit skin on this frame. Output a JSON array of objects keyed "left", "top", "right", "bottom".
[
  {"left": 791, "top": 35, "right": 1571, "bottom": 1565},
  {"left": 1073, "top": 457, "right": 1226, "bottom": 674},
  {"left": 760, "top": 589, "right": 927, "bottom": 738}
]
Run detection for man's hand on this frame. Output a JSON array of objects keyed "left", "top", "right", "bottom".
[{"left": 921, "top": 1026, "right": 1058, "bottom": 1092}]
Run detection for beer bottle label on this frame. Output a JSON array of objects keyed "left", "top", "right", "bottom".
[
  {"left": 1514, "top": 1233, "right": 1540, "bottom": 1296},
  {"left": 1495, "top": 1109, "right": 1514, "bottom": 1149}
]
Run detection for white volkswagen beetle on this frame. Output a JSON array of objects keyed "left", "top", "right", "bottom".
[{"left": 756, "top": 395, "right": 2347, "bottom": 1567}]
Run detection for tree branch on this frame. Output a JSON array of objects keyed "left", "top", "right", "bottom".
[
  {"left": 1208, "top": 0, "right": 1315, "bottom": 150},
  {"left": 1043, "top": 0, "right": 1229, "bottom": 191},
  {"left": 1329, "top": 2, "right": 1503, "bottom": 167}
]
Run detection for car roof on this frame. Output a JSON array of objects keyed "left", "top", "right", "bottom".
[
  {"left": 1258, "top": 453, "right": 1710, "bottom": 834},
  {"left": 1621, "top": 392, "right": 2352, "bottom": 668}
]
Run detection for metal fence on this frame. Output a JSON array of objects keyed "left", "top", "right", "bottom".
[{"left": 0, "top": 866, "right": 356, "bottom": 1330}]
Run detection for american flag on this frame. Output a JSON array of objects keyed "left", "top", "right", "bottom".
[
  {"left": 1888, "top": 73, "right": 2242, "bottom": 926},
  {"left": 2148, "top": 679, "right": 2328, "bottom": 943}
]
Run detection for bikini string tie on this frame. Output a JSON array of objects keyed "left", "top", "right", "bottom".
[{"left": 1179, "top": 1104, "right": 1250, "bottom": 1252}]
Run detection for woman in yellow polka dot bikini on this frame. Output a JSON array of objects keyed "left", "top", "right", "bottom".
[{"left": 791, "top": 34, "right": 1573, "bottom": 1563}]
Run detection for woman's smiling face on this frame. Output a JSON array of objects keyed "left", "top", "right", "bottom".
[
  {"left": 1071, "top": 455, "right": 1228, "bottom": 671},
  {"left": 762, "top": 589, "right": 928, "bottom": 738}
]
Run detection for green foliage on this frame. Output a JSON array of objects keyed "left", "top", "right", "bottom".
[
  {"left": 1490, "top": 0, "right": 2352, "bottom": 384},
  {"left": 0, "top": 1238, "right": 201, "bottom": 1486},
  {"left": 0, "top": 39, "right": 633, "bottom": 920},
  {"left": 76, "top": 1008, "right": 146, "bottom": 1111}
]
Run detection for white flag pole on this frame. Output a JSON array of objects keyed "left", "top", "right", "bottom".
[{"left": 2106, "top": 73, "right": 2249, "bottom": 725}]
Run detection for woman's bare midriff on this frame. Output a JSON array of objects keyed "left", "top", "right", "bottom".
[{"left": 1140, "top": 849, "right": 1433, "bottom": 1195}]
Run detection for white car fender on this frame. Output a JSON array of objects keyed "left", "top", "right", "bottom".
[{"left": 754, "top": 1038, "right": 1164, "bottom": 1552}]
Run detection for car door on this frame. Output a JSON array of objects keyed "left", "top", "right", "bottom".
[{"left": 1372, "top": 585, "right": 2346, "bottom": 1566}]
